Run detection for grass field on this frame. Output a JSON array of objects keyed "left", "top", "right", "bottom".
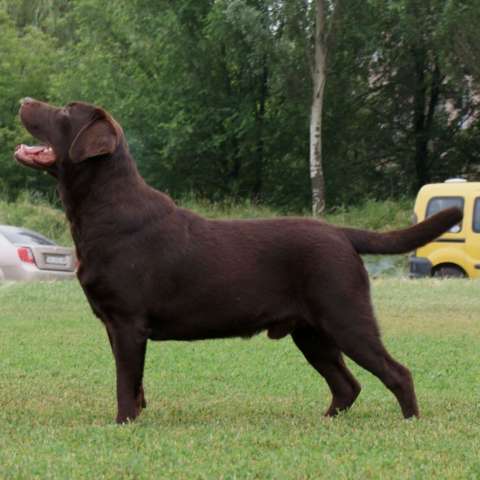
[{"left": 1, "top": 279, "right": 479, "bottom": 479}]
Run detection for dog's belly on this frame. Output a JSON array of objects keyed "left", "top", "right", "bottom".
[
  {"left": 79, "top": 257, "right": 310, "bottom": 341},
  {"left": 147, "top": 305, "right": 306, "bottom": 342}
]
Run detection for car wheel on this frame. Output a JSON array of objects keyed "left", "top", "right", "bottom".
[{"left": 432, "top": 265, "right": 466, "bottom": 278}]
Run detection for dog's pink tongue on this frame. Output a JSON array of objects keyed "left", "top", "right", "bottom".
[
  {"left": 24, "top": 145, "right": 45, "bottom": 154},
  {"left": 15, "top": 144, "right": 56, "bottom": 166}
]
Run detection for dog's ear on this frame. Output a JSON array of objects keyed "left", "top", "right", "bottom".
[{"left": 69, "top": 110, "right": 122, "bottom": 163}]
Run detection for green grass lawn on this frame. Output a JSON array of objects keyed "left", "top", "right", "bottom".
[{"left": 0, "top": 279, "right": 479, "bottom": 479}]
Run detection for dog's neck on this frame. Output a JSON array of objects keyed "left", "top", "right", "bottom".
[
  {"left": 59, "top": 143, "right": 134, "bottom": 206},
  {"left": 57, "top": 144, "right": 174, "bottom": 250}
]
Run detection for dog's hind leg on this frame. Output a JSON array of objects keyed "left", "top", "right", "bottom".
[
  {"left": 322, "top": 302, "right": 419, "bottom": 419},
  {"left": 106, "top": 322, "right": 148, "bottom": 424},
  {"left": 342, "top": 335, "right": 418, "bottom": 419},
  {"left": 291, "top": 327, "right": 361, "bottom": 416}
]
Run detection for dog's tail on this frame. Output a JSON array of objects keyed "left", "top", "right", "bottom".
[{"left": 340, "top": 207, "right": 463, "bottom": 255}]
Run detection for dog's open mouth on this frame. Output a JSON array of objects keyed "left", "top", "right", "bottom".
[{"left": 14, "top": 144, "right": 56, "bottom": 167}]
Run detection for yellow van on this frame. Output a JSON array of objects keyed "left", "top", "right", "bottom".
[{"left": 409, "top": 179, "right": 480, "bottom": 278}]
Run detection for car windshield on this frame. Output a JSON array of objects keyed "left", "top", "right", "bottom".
[{"left": 0, "top": 228, "right": 56, "bottom": 246}]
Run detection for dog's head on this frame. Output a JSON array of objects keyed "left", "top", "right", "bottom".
[{"left": 14, "top": 98, "right": 123, "bottom": 173}]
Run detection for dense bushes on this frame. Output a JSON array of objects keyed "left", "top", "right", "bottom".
[
  {"left": 1, "top": 1, "right": 479, "bottom": 210},
  {"left": 0, "top": 192, "right": 71, "bottom": 245}
]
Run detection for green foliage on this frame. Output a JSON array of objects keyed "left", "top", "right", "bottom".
[
  {"left": 444, "top": 0, "right": 480, "bottom": 87},
  {"left": 326, "top": 197, "right": 413, "bottom": 230},
  {"left": 1, "top": 279, "right": 479, "bottom": 478},
  {"left": 178, "top": 195, "right": 281, "bottom": 219},
  {"left": 0, "top": 6, "right": 59, "bottom": 198},
  {"left": 0, "top": 0, "right": 479, "bottom": 210},
  {"left": 322, "top": 0, "right": 480, "bottom": 201},
  {"left": 0, "top": 191, "right": 72, "bottom": 245}
]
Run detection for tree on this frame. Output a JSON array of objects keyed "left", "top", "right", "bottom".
[
  {"left": 0, "top": 5, "right": 59, "bottom": 198},
  {"left": 364, "top": 0, "right": 478, "bottom": 192},
  {"left": 445, "top": 0, "right": 480, "bottom": 88},
  {"left": 49, "top": 0, "right": 311, "bottom": 207},
  {"left": 309, "top": 0, "right": 340, "bottom": 216},
  {"left": 1, "top": 0, "right": 479, "bottom": 209}
]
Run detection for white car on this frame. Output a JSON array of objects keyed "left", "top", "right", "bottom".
[{"left": 0, "top": 225, "right": 76, "bottom": 282}]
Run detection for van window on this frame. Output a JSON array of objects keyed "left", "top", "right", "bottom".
[
  {"left": 426, "top": 196, "right": 464, "bottom": 233},
  {"left": 473, "top": 198, "right": 480, "bottom": 233}
]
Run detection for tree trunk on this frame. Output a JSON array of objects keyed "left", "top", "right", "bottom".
[
  {"left": 253, "top": 61, "right": 268, "bottom": 200},
  {"left": 412, "top": 45, "right": 429, "bottom": 188},
  {"left": 310, "top": 0, "right": 328, "bottom": 217},
  {"left": 412, "top": 45, "right": 442, "bottom": 190}
]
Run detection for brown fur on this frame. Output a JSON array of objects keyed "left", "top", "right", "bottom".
[{"left": 15, "top": 99, "right": 462, "bottom": 423}]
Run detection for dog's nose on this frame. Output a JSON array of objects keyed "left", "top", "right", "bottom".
[{"left": 20, "top": 97, "right": 34, "bottom": 105}]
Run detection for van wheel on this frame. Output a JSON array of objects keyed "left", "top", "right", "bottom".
[{"left": 432, "top": 265, "right": 466, "bottom": 278}]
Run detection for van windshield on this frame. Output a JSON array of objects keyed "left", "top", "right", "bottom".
[{"left": 473, "top": 198, "right": 480, "bottom": 233}]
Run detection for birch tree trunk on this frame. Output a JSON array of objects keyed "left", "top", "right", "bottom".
[
  {"left": 310, "top": 0, "right": 327, "bottom": 216},
  {"left": 310, "top": 0, "right": 340, "bottom": 216}
]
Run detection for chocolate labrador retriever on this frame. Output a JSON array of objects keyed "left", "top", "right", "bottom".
[{"left": 15, "top": 98, "right": 462, "bottom": 423}]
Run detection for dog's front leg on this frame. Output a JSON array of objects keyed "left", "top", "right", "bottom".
[{"left": 105, "top": 322, "right": 147, "bottom": 424}]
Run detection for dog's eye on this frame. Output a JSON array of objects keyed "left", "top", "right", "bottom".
[
  {"left": 57, "top": 109, "right": 70, "bottom": 124},
  {"left": 58, "top": 110, "right": 70, "bottom": 133}
]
